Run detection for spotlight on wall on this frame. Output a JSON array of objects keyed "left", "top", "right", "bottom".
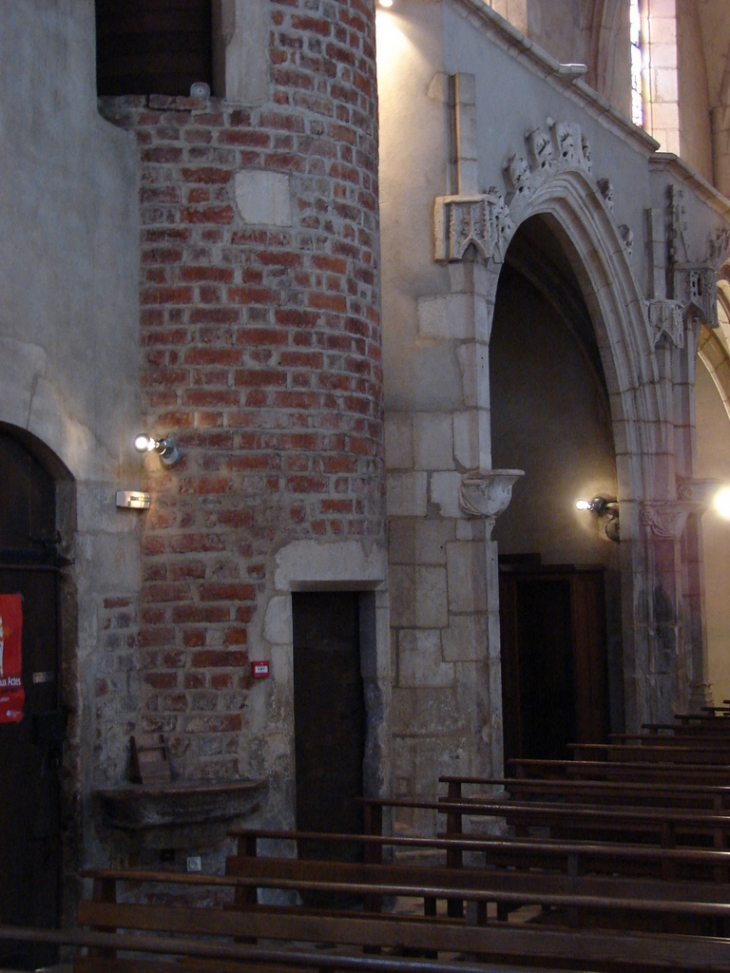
[
  {"left": 714, "top": 486, "right": 730, "bottom": 520},
  {"left": 378, "top": 0, "right": 394, "bottom": 7},
  {"left": 576, "top": 496, "right": 620, "bottom": 542},
  {"left": 134, "top": 433, "right": 181, "bottom": 468}
]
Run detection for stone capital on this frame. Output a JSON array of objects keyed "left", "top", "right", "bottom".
[
  {"left": 458, "top": 468, "right": 524, "bottom": 529},
  {"left": 676, "top": 476, "right": 721, "bottom": 512},
  {"left": 639, "top": 501, "right": 690, "bottom": 540}
]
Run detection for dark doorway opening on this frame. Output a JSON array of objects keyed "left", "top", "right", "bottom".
[
  {"left": 0, "top": 430, "right": 64, "bottom": 970},
  {"left": 499, "top": 559, "right": 609, "bottom": 769},
  {"left": 95, "top": 0, "right": 213, "bottom": 97},
  {"left": 293, "top": 591, "right": 365, "bottom": 866}
]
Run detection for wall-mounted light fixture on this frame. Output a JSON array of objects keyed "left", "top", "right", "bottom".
[
  {"left": 134, "top": 433, "right": 181, "bottom": 468},
  {"left": 576, "top": 495, "right": 620, "bottom": 542}
]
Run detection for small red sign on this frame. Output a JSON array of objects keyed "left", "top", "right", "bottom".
[
  {"left": 0, "top": 594, "right": 24, "bottom": 723},
  {"left": 251, "top": 660, "right": 270, "bottom": 679}
]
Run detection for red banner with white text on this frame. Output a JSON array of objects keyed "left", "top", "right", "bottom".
[{"left": 0, "top": 594, "right": 24, "bottom": 723}]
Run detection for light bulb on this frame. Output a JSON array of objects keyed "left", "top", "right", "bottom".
[
  {"left": 134, "top": 434, "right": 156, "bottom": 453},
  {"left": 575, "top": 499, "right": 591, "bottom": 511}
]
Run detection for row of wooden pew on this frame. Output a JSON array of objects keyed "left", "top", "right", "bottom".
[{"left": 6, "top": 708, "right": 730, "bottom": 971}]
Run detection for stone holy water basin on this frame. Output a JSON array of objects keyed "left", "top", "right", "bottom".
[{"left": 95, "top": 778, "right": 267, "bottom": 849}]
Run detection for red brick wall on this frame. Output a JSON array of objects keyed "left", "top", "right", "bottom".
[{"left": 99, "top": 0, "right": 382, "bottom": 781}]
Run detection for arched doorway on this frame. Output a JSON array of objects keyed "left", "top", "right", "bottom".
[
  {"left": 490, "top": 216, "right": 621, "bottom": 766},
  {"left": 0, "top": 426, "right": 71, "bottom": 969}
]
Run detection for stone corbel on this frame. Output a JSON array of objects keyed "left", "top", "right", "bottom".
[
  {"left": 458, "top": 469, "right": 524, "bottom": 534},
  {"left": 686, "top": 268, "right": 719, "bottom": 328},
  {"left": 646, "top": 300, "right": 684, "bottom": 349},
  {"left": 434, "top": 191, "right": 516, "bottom": 263}
]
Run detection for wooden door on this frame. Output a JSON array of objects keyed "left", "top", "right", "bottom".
[
  {"left": 0, "top": 431, "right": 62, "bottom": 969},
  {"left": 499, "top": 563, "right": 609, "bottom": 770},
  {"left": 292, "top": 591, "right": 365, "bottom": 859}
]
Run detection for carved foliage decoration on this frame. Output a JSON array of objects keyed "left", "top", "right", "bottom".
[
  {"left": 639, "top": 502, "right": 689, "bottom": 540},
  {"left": 504, "top": 118, "right": 593, "bottom": 202}
]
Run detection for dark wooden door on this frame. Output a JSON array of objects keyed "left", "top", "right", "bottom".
[
  {"left": 0, "top": 432, "right": 62, "bottom": 969},
  {"left": 499, "top": 563, "right": 609, "bottom": 771},
  {"left": 293, "top": 591, "right": 365, "bottom": 859}
]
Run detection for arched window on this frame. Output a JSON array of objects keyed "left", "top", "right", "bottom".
[{"left": 630, "top": 0, "right": 644, "bottom": 127}]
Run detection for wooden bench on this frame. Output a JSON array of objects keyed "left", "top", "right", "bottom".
[
  {"left": 568, "top": 742, "right": 730, "bottom": 764},
  {"left": 508, "top": 756, "right": 730, "bottom": 784},
  {"left": 439, "top": 774, "right": 730, "bottom": 811},
  {"left": 230, "top": 825, "right": 730, "bottom": 882},
  {"left": 613, "top": 734, "right": 730, "bottom": 745},
  {"left": 359, "top": 795, "right": 730, "bottom": 851},
  {"left": 225, "top": 835, "right": 730, "bottom": 928},
  {"left": 0, "top": 919, "right": 510, "bottom": 973},
  {"left": 640, "top": 722, "right": 730, "bottom": 736},
  {"left": 66, "top": 862, "right": 730, "bottom": 972}
]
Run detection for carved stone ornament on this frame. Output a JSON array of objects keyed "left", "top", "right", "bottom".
[
  {"left": 434, "top": 191, "right": 516, "bottom": 263},
  {"left": 597, "top": 178, "right": 614, "bottom": 212},
  {"left": 458, "top": 468, "right": 524, "bottom": 520},
  {"left": 666, "top": 186, "right": 719, "bottom": 327},
  {"left": 668, "top": 186, "right": 690, "bottom": 267},
  {"left": 688, "top": 268, "right": 719, "bottom": 327},
  {"left": 435, "top": 119, "right": 599, "bottom": 264},
  {"left": 639, "top": 502, "right": 689, "bottom": 540},
  {"left": 647, "top": 300, "right": 685, "bottom": 349},
  {"left": 504, "top": 119, "right": 593, "bottom": 206},
  {"left": 709, "top": 228, "right": 730, "bottom": 270},
  {"left": 619, "top": 224, "right": 634, "bottom": 260}
]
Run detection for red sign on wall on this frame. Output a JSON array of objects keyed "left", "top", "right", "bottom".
[{"left": 0, "top": 594, "right": 24, "bottom": 723}]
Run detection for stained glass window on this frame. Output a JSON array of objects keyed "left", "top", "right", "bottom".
[{"left": 630, "top": 0, "right": 644, "bottom": 127}]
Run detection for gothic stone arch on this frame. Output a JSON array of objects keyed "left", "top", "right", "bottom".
[{"left": 434, "top": 117, "right": 710, "bottom": 730}]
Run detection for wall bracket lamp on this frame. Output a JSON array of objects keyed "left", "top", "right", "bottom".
[
  {"left": 576, "top": 496, "right": 620, "bottom": 542},
  {"left": 134, "top": 433, "right": 181, "bottom": 468}
]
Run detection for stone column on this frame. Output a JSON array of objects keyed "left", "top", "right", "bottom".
[{"left": 711, "top": 106, "right": 730, "bottom": 199}]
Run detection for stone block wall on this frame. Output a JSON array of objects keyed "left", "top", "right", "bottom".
[{"left": 97, "top": 0, "right": 384, "bottom": 786}]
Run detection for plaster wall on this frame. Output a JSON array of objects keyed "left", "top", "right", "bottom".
[
  {"left": 697, "top": 0, "right": 730, "bottom": 114},
  {"left": 676, "top": 0, "right": 713, "bottom": 183},
  {"left": 0, "top": 0, "right": 141, "bottom": 897},
  {"left": 695, "top": 359, "right": 730, "bottom": 705}
]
